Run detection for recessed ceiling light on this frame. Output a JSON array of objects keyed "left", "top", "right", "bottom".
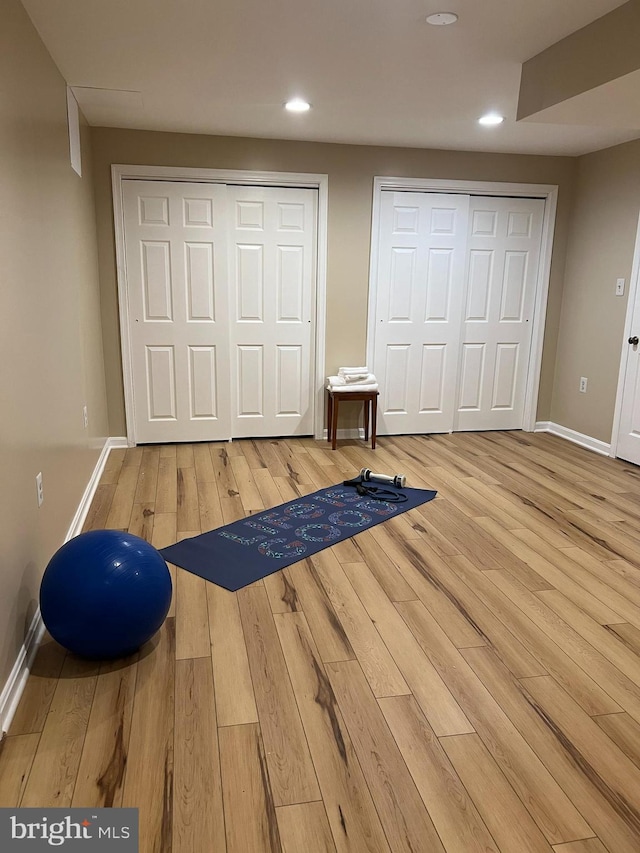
[
  {"left": 285, "top": 99, "right": 311, "bottom": 112},
  {"left": 478, "top": 113, "right": 505, "bottom": 126},
  {"left": 426, "top": 12, "right": 458, "bottom": 26}
]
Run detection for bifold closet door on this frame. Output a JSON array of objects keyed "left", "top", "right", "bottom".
[
  {"left": 373, "top": 191, "right": 470, "bottom": 434},
  {"left": 373, "top": 190, "right": 545, "bottom": 435},
  {"left": 123, "top": 181, "right": 317, "bottom": 443},
  {"left": 123, "top": 180, "right": 232, "bottom": 443}
]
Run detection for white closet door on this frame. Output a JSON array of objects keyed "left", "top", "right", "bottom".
[
  {"left": 228, "top": 186, "right": 316, "bottom": 438},
  {"left": 373, "top": 191, "right": 470, "bottom": 434},
  {"left": 123, "top": 180, "right": 231, "bottom": 443},
  {"left": 613, "top": 253, "right": 640, "bottom": 463},
  {"left": 456, "top": 197, "right": 544, "bottom": 431}
]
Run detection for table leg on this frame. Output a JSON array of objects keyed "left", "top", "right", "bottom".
[
  {"left": 327, "top": 391, "right": 333, "bottom": 443},
  {"left": 364, "top": 397, "right": 370, "bottom": 441},
  {"left": 331, "top": 395, "right": 339, "bottom": 450},
  {"left": 371, "top": 395, "right": 377, "bottom": 449}
]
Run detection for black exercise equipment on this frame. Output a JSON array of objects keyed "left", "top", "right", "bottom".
[{"left": 343, "top": 468, "right": 408, "bottom": 503}]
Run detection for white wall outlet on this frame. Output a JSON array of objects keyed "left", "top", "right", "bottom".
[
  {"left": 616, "top": 278, "right": 625, "bottom": 296},
  {"left": 36, "top": 472, "right": 44, "bottom": 507},
  {"left": 83, "top": 405, "right": 88, "bottom": 429},
  {"left": 579, "top": 376, "right": 588, "bottom": 393}
]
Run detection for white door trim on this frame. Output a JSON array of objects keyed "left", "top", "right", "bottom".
[
  {"left": 366, "top": 176, "right": 558, "bottom": 432},
  {"left": 112, "top": 164, "right": 328, "bottom": 444},
  {"left": 610, "top": 209, "right": 640, "bottom": 458}
]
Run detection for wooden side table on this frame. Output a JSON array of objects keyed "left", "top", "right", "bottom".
[{"left": 327, "top": 389, "right": 379, "bottom": 450}]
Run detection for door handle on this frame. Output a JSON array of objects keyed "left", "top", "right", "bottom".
[{"left": 629, "top": 336, "right": 639, "bottom": 345}]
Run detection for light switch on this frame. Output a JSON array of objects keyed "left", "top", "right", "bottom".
[{"left": 616, "top": 278, "right": 625, "bottom": 296}]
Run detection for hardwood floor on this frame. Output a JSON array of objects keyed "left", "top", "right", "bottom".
[{"left": 3, "top": 431, "right": 640, "bottom": 852}]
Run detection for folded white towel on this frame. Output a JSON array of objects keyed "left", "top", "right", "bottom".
[
  {"left": 327, "top": 382, "right": 379, "bottom": 393},
  {"left": 338, "top": 366, "right": 369, "bottom": 377},
  {"left": 327, "top": 374, "right": 377, "bottom": 387},
  {"left": 344, "top": 373, "right": 370, "bottom": 383}
]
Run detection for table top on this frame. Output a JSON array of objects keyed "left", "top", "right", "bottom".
[{"left": 327, "top": 388, "right": 379, "bottom": 396}]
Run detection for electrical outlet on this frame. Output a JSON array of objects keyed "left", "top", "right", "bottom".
[
  {"left": 616, "top": 278, "right": 625, "bottom": 296},
  {"left": 579, "top": 377, "right": 588, "bottom": 393},
  {"left": 36, "top": 472, "right": 44, "bottom": 507},
  {"left": 83, "top": 405, "right": 88, "bottom": 429}
]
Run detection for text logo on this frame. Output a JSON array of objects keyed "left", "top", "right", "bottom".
[{"left": 0, "top": 809, "right": 138, "bottom": 850}]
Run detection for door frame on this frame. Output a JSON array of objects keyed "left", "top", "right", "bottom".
[
  {"left": 610, "top": 209, "right": 640, "bottom": 458},
  {"left": 366, "top": 176, "right": 558, "bottom": 432},
  {"left": 112, "top": 164, "right": 328, "bottom": 445}
]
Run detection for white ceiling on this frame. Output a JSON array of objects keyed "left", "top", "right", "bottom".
[{"left": 21, "top": 0, "right": 640, "bottom": 156}]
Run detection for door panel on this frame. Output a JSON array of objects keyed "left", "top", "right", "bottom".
[
  {"left": 466, "top": 250, "right": 492, "bottom": 321},
  {"left": 237, "top": 345, "right": 264, "bottom": 417},
  {"left": 617, "top": 353, "right": 640, "bottom": 463},
  {"left": 419, "top": 345, "right": 446, "bottom": 413},
  {"left": 373, "top": 191, "right": 470, "bottom": 434},
  {"left": 276, "top": 345, "right": 304, "bottom": 415},
  {"left": 456, "top": 196, "right": 544, "bottom": 431},
  {"left": 188, "top": 346, "right": 219, "bottom": 419},
  {"left": 278, "top": 246, "right": 305, "bottom": 321},
  {"left": 492, "top": 344, "right": 519, "bottom": 410},
  {"left": 124, "top": 180, "right": 231, "bottom": 442},
  {"left": 146, "top": 346, "right": 177, "bottom": 420},
  {"left": 141, "top": 242, "right": 172, "bottom": 319},
  {"left": 185, "top": 243, "right": 215, "bottom": 321},
  {"left": 228, "top": 186, "right": 316, "bottom": 438},
  {"left": 458, "top": 344, "right": 485, "bottom": 411},
  {"left": 384, "top": 344, "right": 411, "bottom": 414},
  {"left": 616, "top": 255, "right": 640, "bottom": 463}
]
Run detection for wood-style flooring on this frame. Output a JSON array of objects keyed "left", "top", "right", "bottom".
[{"left": 3, "top": 431, "right": 640, "bottom": 853}]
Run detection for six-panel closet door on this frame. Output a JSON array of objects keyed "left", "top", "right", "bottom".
[
  {"left": 227, "top": 185, "right": 316, "bottom": 438},
  {"left": 457, "top": 196, "right": 545, "bottom": 431},
  {"left": 373, "top": 191, "right": 471, "bottom": 434},
  {"left": 123, "top": 180, "right": 232, "bottom": 443},
  {"left": 373, "top": 190, "right": 545, "bottom": 434},
  {"left": 123, "top": 180, "right": 317, "bottom": 443}
]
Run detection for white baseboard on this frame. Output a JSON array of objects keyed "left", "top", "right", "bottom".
[
  {"left": 322, "top": 427, "right": 365, "bottom": 440},
  {"left": 0, "top": 436, "right": 127, "bottom": 735},
  {"left": 0, "top": 609, "right": 47, "bottom": 738},
  {"left": 534, "top": 421, "right": 611, "bottom": 456}
]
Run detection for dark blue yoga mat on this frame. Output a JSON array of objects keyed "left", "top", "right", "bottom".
[{"left": 159, "top": 482, "right": 437, "bottom": 591}]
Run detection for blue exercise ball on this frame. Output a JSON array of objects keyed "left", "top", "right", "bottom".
[{"left": 40, "top": 529, "right": 172, "bottom": 659}]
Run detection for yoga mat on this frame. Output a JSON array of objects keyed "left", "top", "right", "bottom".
[{"left": 159, "top": 481, "right": 436, "bottom": 591}]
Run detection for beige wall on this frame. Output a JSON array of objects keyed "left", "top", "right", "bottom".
[
  {"left": 0, "top": 0, "right": 108, "bottom": 706},
  {"left": 91, "top": 128, "right": 577, "bottom": 436},
  {"left": 518, "top": 0, "right": 640, "bottom": 119},
  {"left": 551, "top": 138, "right": 640, "bottom": 442}
]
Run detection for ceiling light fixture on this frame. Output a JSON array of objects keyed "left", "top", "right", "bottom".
[
  {"left": 285, "top": 99, "right": 311, "bottom": 112},
  {"left": 478, "top": 113, "right": 505, "bottom": 126},
  {"left": 426, "top": 12, "right": 458, "bottom": 26}
]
